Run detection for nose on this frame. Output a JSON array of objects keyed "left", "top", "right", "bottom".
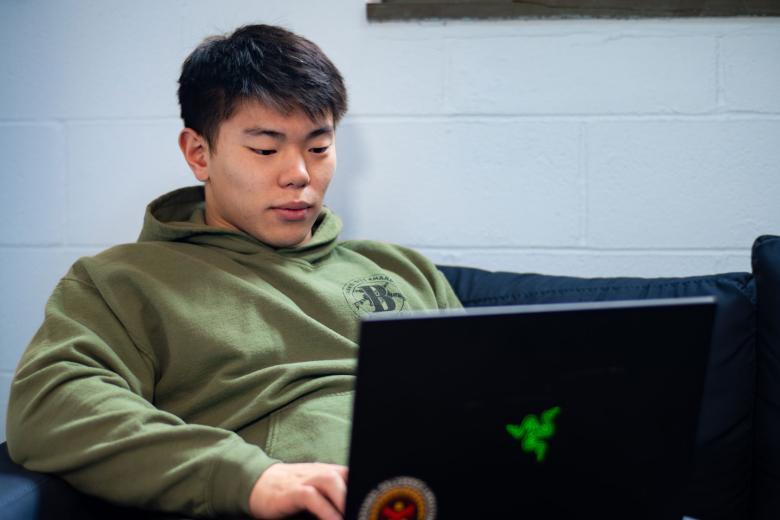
[{"left": 279, "top": 151, "right": 310, "bottom": 188}]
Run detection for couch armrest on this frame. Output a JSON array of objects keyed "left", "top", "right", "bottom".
[
  {"left": 0, "top": 442, "right": 198, "bottom": 520},
  {"left": 0, "top": 442, "right": 86, "bottom": 520},
  {"left": 753, "top": 234, "right": 780, "bottom": 520}
]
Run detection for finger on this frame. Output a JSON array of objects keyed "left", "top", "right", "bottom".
[
  {"left": 313, "top": 470, "right": 348, "bottom": 514},
  {"left": 298, "top": 485, "right": 343, "bottom": 520}
]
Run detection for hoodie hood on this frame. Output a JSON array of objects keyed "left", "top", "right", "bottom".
[{"left": 138, "top": 186, "right": 342, "bottom": 263}]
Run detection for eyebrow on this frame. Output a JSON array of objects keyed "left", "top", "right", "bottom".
[{"left": 242, "top": 125, "right": 334, "bottom": 140}]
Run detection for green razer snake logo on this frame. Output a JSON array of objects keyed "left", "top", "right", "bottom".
[{"left": 506, "top": 406, "right": 561, "bottom": 463}]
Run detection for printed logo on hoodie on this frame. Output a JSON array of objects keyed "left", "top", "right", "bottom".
[{"left": 343, "top": 274, "right": 407, "bottom": 317}]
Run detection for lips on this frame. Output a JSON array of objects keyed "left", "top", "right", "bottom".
[
  {"left": 272, "top": 201, "right": 313, "bottom": 221},
  {"left": 274, "top": 201, "right": 312, "bottom": 211}
]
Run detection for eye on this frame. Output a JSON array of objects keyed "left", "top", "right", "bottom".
[
  {"left": 309, "top": 146, "right": 329, "bottom": 154},
  {"left": 252, "top": 148, "right": 277, "bottom": 156}
]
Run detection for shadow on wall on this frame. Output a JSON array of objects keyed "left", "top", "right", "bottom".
[{"left": 325, "top": 119, "right": 367, "bottom": 240}]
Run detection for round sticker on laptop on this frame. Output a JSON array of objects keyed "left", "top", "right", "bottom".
[{"left": 358, "top": 476, "right": 437, "bottom": 520}]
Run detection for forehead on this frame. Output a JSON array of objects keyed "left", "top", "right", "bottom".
[{"left": 222, "top": 99, "right": 333, "bottom": 135}]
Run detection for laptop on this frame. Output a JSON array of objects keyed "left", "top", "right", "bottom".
[{"left": 344, "top": 297, "right": 715, "bottom": 520}]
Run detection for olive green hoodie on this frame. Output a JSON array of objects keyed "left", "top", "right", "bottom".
[{"left": 6, "top": 186, "right": 461, "bottom": 518}]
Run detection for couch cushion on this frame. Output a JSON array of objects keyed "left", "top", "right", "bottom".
[
  {"left": 752, "top": 235, "right": 780, "bottom": 520},
  {"left": 0, "top": 442, "right": 85, "bottom": 520},
  {"left": 439, "top": 266, "right": 756, "bottom": 520}
]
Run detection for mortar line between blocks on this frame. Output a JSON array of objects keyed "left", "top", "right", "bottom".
[
  {"left": 341, "top": 113, "right": 780, "bottom": 124},
  {"left": 3, "top": 113, "right": 780, "bottom": 125},
  {"left": 442, "top": 35, "right": 452, "bottom": 114},
  {"left": 715, "top": 35, "right": 725, "bottom": 109},
  {"left": 412, "top": 246, "right": 751, "bottom": 255},
  {"left": 0, "top": 244, "right": 113, "bottom": 252},
  {"left": 0, "top": 116, "right": 182, "bottom": 125},
  {"left": 579, "top": 122, "right": 589, "bottom": 248},
  {"left": 63, "top": 120, "right": 72, "bottom": 247}
]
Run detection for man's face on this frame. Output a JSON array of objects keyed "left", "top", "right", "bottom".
[{"left": 194, "top": 100, "right": 337, "bottom": 248}]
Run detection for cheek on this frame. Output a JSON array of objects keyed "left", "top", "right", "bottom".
[
  {"left": 321, "top": 166, "right": 335, "bottom": 188},
  {"left": 316, "top": 156, "right": 337, "bottom": 188},
  {"left": 223, "top": 159, "right": 266, "bottom": 192}
]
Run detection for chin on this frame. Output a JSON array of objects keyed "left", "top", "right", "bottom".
[{"left": 267, "top": 234, "right": 311, "bottom": 249}]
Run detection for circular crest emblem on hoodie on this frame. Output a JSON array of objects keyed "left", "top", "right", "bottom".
[
  {"left": 358, "top": 476, "right": 436, "bottom": 520},
  {"left": 344, "top": 274, "right": 407, "bottom": 316}
]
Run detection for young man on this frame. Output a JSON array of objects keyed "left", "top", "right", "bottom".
[{"left": 6, "top": 25, "right": 461, "bottom": 520}]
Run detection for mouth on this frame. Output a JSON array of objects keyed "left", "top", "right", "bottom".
[
  {"left": 272, "top": 201, "right": 314, "bottom": 221},
  {"left": 275, "top": 201, "right": 312, "bottom": 210}
]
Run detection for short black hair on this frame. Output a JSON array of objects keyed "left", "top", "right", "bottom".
[{"left": 178, "top": 24, "right": 348, "bottom": 151}]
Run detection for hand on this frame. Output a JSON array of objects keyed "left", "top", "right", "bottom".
[{"left": 248, "top": 462, "right": 348, "bottom": 519}]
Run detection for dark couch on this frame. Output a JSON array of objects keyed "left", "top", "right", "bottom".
[{"left": 2, "top": 235, "right": 778, "bottom": 520}]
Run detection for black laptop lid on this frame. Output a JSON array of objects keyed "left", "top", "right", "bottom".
[{"left": 345, "top": 297, "right": 715, "bottom": 520}]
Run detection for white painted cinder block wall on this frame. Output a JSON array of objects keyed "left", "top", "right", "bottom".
[{"left": 1, "top": 0, "right": 778, "bottom": 440}]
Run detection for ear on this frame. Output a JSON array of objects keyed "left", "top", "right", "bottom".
[{"left": 179, "top": 128, "right": 211, "bottom": 182}]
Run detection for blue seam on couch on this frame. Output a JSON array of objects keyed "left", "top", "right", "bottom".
[{"left": 460, "top": 277, "right": 754, "bottom": 307}]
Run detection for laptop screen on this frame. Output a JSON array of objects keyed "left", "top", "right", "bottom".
[{"left": 345, "top": 298, "right": 715, "bottom": 520}]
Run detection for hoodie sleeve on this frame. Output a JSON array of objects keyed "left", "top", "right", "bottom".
[{"left": 6, "top": 275, "right": 277, "bottom": 518}]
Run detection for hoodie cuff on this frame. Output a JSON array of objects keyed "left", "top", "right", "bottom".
[{"left": 207, "top": 440, "right": 280, "bottom": 517}]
